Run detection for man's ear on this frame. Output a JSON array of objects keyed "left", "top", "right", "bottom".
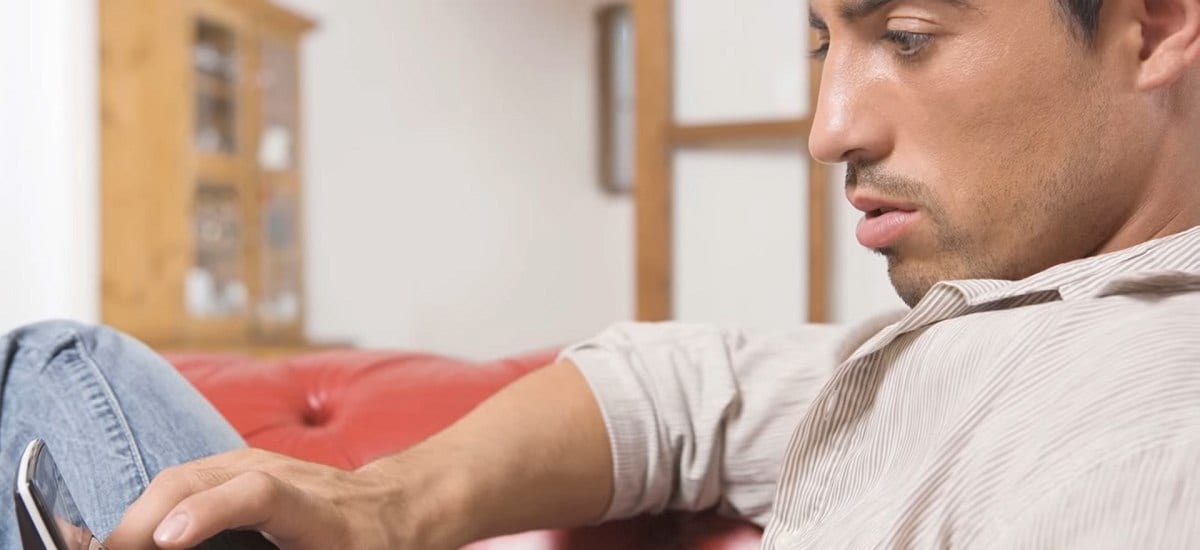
[{"left": 1137, "top": 0, "right": 1200, "bottom": 89}]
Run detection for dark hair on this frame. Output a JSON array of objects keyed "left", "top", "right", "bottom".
[{"left": 1061, "top": 0, "right": 1103, "bottom": 41}]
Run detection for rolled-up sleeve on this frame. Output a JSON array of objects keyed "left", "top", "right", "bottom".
[{"left": 558, "top": 321, "right": 865, "bottom": 526}]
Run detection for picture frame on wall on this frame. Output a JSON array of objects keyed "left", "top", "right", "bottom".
[{"left": 597, "top": 3, "right": 634, "bottom": 195}]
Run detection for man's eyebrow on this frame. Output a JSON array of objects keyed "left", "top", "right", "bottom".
[
  {"left": 809, "top": 9, "right": 828, "bottom": 31},
  {"left": 809, "top": 0, "right": 973, "bottom": 27},
  {"left": 839, "top": 0, "right": 900, "bottom": 20}
]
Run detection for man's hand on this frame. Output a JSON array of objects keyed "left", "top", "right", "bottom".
[{"left": 104, "top": 448, "right": 418, "bottom": 550}]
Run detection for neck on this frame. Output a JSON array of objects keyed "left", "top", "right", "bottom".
[{"left": 1095, "top": 129, "right": 1200, "bottom": 255}]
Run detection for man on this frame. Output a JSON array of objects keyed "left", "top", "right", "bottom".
[{"left": 2, "top": 0, "right": 1199, "bottom": 547}]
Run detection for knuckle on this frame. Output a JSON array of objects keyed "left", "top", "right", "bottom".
[
  {"left": 240, "top": 470, "right": 282, "bottom": 499},
  {"left": 243, "top": 447, "right": 274, "bottom": 462},
  {"left": 149, "top": 465, "right": 189, "bottom": 490},
  {"left": 268, "top": 460, "right": 306, "bottom": 479},
  {"left": 150, "top": 464, "right": 234, "bottom": 496},
  {"left": 189, "top": 466, "right": 231, "bottom": 487}
]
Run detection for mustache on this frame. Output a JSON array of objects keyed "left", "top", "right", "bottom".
[{"left": 845, "top": 164, "right": 929, "bottom": 205}]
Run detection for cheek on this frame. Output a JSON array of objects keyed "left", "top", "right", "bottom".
[{"left": 893, "top": 38, "right": 1086, "bottom": 224}]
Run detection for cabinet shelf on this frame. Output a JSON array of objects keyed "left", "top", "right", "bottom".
[
  {"left": 196, "top": 152, "right": 242, "bottom": 183},
  {"left": 195, "top": 72, "right": 236, "bottom": 101}
]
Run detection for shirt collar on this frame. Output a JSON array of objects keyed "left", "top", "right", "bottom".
[
  {"left": 846, "top": 225, "right": 1200, "bottom": 363},
  {"left": 959, "top": 224, "right": 1200, "bottom": 303}
]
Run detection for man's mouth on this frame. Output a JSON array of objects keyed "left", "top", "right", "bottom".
[
  {"left": 857, "top": 209, "right": 920, "bottom": 249},
  {"left": 848, "top": 193, "right": 921, "bottom": 249}
]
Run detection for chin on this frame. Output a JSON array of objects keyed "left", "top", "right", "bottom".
[{"left": 885, "top": 256, "right": 946, "bottom": 308}]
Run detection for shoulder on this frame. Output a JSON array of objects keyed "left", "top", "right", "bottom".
[
  {"left": 1042, "top": 290, "right": 1200, "bottom": 357},
  {"left": 1018, "top": 291, "right": 1200, "bottom": 429}
]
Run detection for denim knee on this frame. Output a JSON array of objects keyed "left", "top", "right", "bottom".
[
  {"left": 0, "top": 320, "right": 164, "bottom": 384},
  {"left": 4, "top": 320, "right": 109, "bottom": 364}
]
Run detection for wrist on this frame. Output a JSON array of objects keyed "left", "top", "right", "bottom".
[{"left": 354, "top": 443, "right": 480, "bottom": 549}]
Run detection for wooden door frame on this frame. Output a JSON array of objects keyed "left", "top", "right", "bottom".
[{"left": 632, "top": 0, "right": 829, "bottom": 323}]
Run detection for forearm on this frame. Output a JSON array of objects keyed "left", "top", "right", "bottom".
[{"left": 355, "top": 360, "right": 613, "bottom": 548}]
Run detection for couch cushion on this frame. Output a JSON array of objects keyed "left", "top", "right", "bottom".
[{"left": 168, "top": 349, "right": 555, "bottom": 469}]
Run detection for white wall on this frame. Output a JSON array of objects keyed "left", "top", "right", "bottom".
[
  {"left": 0, "top": 0, "right": 99, "bottom": 332},
  {"left": 275, "top": 0, "right": 633, "bottom": 357},
  {"left": 674, "top": 0, "right": 808, "bottom": 124},
  {"left": 674, "top": 150, "right": 809, "bottom": 331}
]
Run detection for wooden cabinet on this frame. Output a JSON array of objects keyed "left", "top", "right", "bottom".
[{"left": 101, "top": 0, "right": 316, "bottom": 349}]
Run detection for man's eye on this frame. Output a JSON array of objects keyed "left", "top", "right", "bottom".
[
  {"left": 809, "top": 40, "right": 830, "bottom": 60},
  {"left": 809, "top": 38, "right": 830, "bottom": 61},
  {"left": 883, "top": 30, "right": 932, "bottom": 57}
]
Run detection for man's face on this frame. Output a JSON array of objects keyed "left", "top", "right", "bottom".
[{"left": 809, "top": 0, "right": 1155, "bottom": 306}]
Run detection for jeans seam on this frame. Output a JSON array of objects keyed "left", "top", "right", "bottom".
[{"left": 68, "top": 329, "right": 153, "bottom": 489}]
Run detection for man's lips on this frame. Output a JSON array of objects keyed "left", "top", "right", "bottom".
[
  {"left": 857, "top": 210, "right": 920, "bottom": 249},
  {"left": 848, "top": 193, "right": 920, "bottom": 249}
]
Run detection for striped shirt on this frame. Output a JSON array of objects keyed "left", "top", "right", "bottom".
[{"left": 562, "top": 225, "right": 1200, "bottom": 548}]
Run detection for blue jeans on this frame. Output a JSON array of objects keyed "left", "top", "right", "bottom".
[{"left": 0, "top": 320, "right": 246, "bottom": 546}]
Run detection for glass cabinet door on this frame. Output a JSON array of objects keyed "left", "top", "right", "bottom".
[
  {"left": 193, "top": 19, "right": 239, "bottom": 154},
  {"left": 187, "top": 10, "right": 252, "bottom": 340},
  {"left": 188, "top": 182, "right": 248, "bottom": 318},
  {"left": 257, "top": 183, "right": 301, "bottom": 326},
  {"left": 255, "top": 37, "right": 304, "bottom": 336},
  {"left": 258, "top": 38, "right": 298, "bottom": 172}
]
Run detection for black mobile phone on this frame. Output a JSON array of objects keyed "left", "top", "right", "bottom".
[{"left": 14, "top": 439, "right": 278, "bottom": 550}]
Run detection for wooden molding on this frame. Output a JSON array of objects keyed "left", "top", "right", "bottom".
[
  {"left": 634, "top": 3, "right": 832, "bottom": 324},
  {"left": 633, "top": 0, "right": 674, "bottom": 321},
  {"left": 215, "top": 0, "right": 318, "bottom": 35},
  {"left": 807, "top": 162, "right": 830, "bottom": 323},
  {"left": 671, "top": 118, "right": 811, "bottom": 147},
  {"left": 806, "top": 28, "right": 829, "bottom": 322}
]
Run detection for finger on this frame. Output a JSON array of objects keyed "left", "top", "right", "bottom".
[
  {"left": 187, "top": 447, "right": 276, "bottom": 471},
  {"left": 151, "top": 470, "right": 323, "bottom": 550},
  {"left": 106, "top": 465, "right": 236, "bottom": 550},
  {"left": 106, "top": 449, "right": 270, "bottom": 549}
]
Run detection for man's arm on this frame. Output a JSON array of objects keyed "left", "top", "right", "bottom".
[
  {"left": 106, "top": 360, "right": 612, "bottom": 550},
  {"left": 561, "top": 321, "right": 876, "bottom": 524},
  {"left": 109, "top": 318, "right": 886, "bottom": 549}
]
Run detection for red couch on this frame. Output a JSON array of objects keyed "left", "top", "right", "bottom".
[{"left": 167, "top": 349, "right": 762, "bottom": 549}]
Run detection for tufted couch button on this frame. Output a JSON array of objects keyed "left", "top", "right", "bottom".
[{"left": 301, "top": 393, "right": 327, "bottom": 427}]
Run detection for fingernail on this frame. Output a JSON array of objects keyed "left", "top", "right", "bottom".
[{"left": 154, "top": 512, "right": 189, "bottom": 544}]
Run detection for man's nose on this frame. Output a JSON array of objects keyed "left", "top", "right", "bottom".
[{"left": 808, "top": 57, "right": 892, "bottom": 165}]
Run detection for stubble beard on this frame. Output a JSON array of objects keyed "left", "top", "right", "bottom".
[{"left": 850, "top": 165, "right": 978, "bottom": 308}]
